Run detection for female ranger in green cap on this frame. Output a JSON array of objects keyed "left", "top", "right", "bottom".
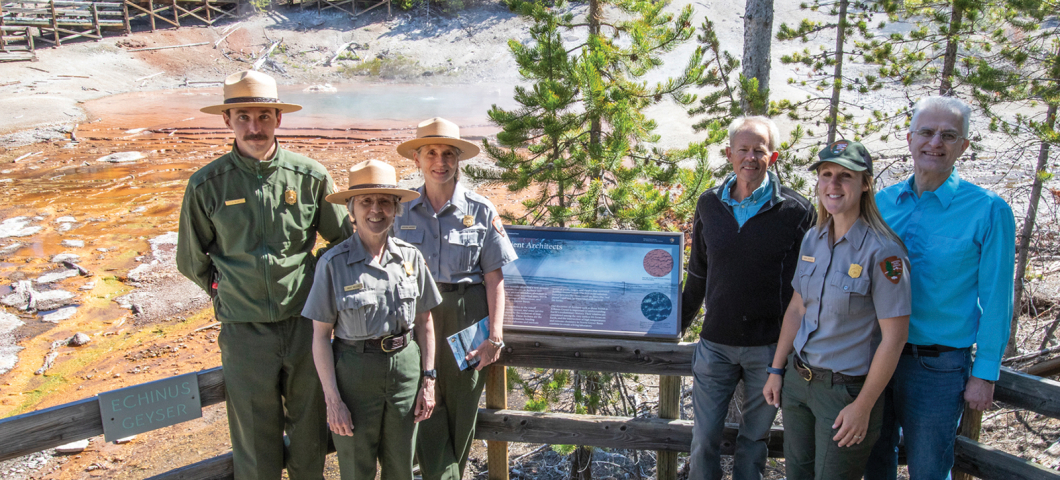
[
  {"left": 303, "top": 159, "right": 442, "bottom": 480},
  {"left": 762, "top": 141, "right": 911, "bottom": 480}
]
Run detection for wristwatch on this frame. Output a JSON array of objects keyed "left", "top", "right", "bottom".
[
  {"left": 487, "top": 337, "right": 505, "bottom": 349},
  {"left": 423, "top": 369, "right": 437, "bottom": 379}
]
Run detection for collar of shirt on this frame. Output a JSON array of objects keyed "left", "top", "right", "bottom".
[
  {"left": 720, "top": 172, "right": 773, "bottom": 207},
  {"left": 894, "top": 167, "right": 961, "bottom": 209},
  {"left": 230, "top": 141, "right": 281, "bottom": 175},
  {"left": 409, "top": 183, "right": 470, "bottom": 216},
  {"left": 816, "top": 216, "right": 869, "bottom": 249},
  {"left": 344, "top": 233, "right": 407, "bottom": 268}
]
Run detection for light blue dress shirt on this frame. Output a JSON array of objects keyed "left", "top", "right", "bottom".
[
  {"left": 876, "top": 168, "right": 1015, "bottom": 381},
  {"left": 720, "top": 173, "right": 773, "bottom": 227}
]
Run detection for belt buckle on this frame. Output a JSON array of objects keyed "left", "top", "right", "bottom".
[
  {"left": 796, "top": 361, "right": 813, "bottom": 382},
  {"left": 381, "top": 334, "right": 401, "bottom": 353}
]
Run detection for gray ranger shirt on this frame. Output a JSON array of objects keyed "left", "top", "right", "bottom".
[
  {"left": 392, "top": 183, "right": 518, "bottom": 284},
  {"left": 792, "top": 218, "right": 912, "bottom": 376},
  {"left": 302, "top": 233, "right": 442, "bottom": 341}
]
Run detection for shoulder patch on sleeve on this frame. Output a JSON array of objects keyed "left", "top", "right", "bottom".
[
  {"left": 879, "top": 256, "right": 904, "bottom": 284},
  {"left": 492, "top": 216, "right": 506, "bottom": 236}
]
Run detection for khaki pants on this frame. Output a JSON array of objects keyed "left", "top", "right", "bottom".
[
  {"left": 332, "top": 339, "right": 422, "bottom": 480},
  {"left": 218, "top": 317, "right": 328, "bottom": 480},
  {"left": 416, "top": 283, "right": 488, "bottom": 480}
]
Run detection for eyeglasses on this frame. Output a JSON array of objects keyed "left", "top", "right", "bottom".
[{"left": 914, "top": 128, "right": 964, "bottom": 145}]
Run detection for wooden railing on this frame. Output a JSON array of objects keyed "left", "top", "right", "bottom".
[
  {"left": 2, "top": 334, "right": 1060, "bottom": 479},
  {"left": 0, "top": 0, "right": 237, "bottom": 46}
]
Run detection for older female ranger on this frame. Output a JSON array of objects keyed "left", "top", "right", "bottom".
[
  {"left": 762, "top": 141, "right": 911, "bottom": 480},
  {"left": 392, "top": 118, "right": 518, "bottom": 480},
  {"left": 302, "top": 160, "right": 441, "bottom": 480}
]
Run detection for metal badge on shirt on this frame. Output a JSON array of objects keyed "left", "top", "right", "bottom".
[
  {"left": 284, "top": 188, "right": 297, "bottom": 205},
  {"left": 463, "top": 215, "right": 474, "bottom": 227},
  {"left": 848, "top": 263, "right": 863, "bottom": 278},
  {"left": 403, "top": 261, "right": 414, "bottom": 276}
]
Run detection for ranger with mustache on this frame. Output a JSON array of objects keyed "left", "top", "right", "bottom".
[{"left": 176, "top": 70, "right": 352, "bottom": 480}]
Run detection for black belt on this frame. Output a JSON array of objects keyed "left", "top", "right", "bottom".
[
  {"left": 794, "top": 356, "right": 867, "bottom": 385},
  {"left": 337, "top": 330, "right": 412, "bottom": 353},
  {"left": 902, "top": 343, "right": 959, "bottom": 357},
  {"left": 436, "top": 282, "right": 479, "bottom": 293}
]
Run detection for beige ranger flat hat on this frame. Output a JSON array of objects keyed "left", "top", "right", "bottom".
[
  {"left": 396, "top": 117, "right": 481, "bottom": 160},
  {"left": 326, "top": 160, "right": 420, "bottom": 205},
  {"left": 200, "top": 70, "right": 303, "bottom": 115}
]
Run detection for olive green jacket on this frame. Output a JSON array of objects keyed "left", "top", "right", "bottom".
[{"left": 176, "top": 143, "right": 353, "bottom": 323}]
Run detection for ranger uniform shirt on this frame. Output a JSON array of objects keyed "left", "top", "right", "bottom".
[
  {"left": 302, "top": 234, "right": 443, "bottom": 341},
  {"left": 792, "top": 218, "right": 912, "bottom": 376},
  {"left": 392, "top": 183, "right": 518, "bottom": 284},
  {"left": 176, "top": 143, "right": 353, "bottom": 323}
]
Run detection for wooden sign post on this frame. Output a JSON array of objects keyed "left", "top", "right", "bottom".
[{"left": 486, "top": 365, "right": 508, "bottom": 480}]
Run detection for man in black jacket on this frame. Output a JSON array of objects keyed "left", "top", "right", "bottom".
[{"left": 682, "top": 116, "right": 815, "bottom": 480}]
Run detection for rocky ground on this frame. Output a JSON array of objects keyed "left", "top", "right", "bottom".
[{"left": 0, "top": 0, "right": 1058, "bottom": 479}]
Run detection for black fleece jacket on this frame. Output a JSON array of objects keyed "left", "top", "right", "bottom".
[{"left": 681, "top": 172, "right": 816, "bottom": 346}]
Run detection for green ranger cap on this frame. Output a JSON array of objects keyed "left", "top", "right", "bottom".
[{"left": 808, "top": 140, "right": 873, "bottom": 176}]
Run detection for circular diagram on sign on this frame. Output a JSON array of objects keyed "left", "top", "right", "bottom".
[
  {"left": 643, "top": 249, "right": 674, "bottom": 277},
  {"left": 640, "top": 292, "right": 672, "bottom": 322}
]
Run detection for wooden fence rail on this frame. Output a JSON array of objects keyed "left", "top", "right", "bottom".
[
  {"left": 140, "top": 410, "right": 1060, "bottom": 480},
  {"left": 2, "top": 336, "right": 1060, "bottom": 479},
  {"left": 0, "top": 367, "right": 225, "bottom": 462}
]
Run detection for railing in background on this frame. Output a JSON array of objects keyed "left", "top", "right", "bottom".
[{"left": 2, "top": 334, "right": 1060, "bottom": 479}]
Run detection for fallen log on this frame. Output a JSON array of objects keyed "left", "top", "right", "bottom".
[{"left": 126, "top": 42, "right": 209, "bottom": 53}]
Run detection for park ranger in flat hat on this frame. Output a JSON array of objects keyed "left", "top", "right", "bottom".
[
  {"left": 176, "top": 69, "right": 352, "bottom": 480},
  {"left": 392, "top": 117, "right": 518, "bottom": 480},
  {"left": 304, "top": 159, "right": 443, "bottom": 480}
]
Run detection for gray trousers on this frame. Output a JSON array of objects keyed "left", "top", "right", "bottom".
[{"left": 689, "top": 339, "right": 778, "bottom": 480}]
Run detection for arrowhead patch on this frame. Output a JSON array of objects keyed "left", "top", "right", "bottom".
[{"left": 879, "top": 256, "right": 904, "bottom": 284}]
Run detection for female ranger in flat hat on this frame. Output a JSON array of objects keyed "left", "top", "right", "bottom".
[
  {"left": 302, "top": 160, "right": 442, "bottom": 480},
  {"left": 762, "top": 141, "right": 911, "bottom": 480},
  {"left": 392, "top": 118, "right": 518, "bottom": 480}
]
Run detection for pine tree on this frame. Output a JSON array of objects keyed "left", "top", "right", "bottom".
[
  {"left": 471, "top": 2, "right": 705, "bottom": 476},
  {"left": 964, "top": 0, "right": 1059, "bottom": 356},
  {"left": 774, "top": 0, "right": 893, "bottom": 145},
  {"left": 868, "top": 0, "right": 996, "bottom": 96},
  {"left": 470, "top": 0, "right": 706, "bottom": 231}
]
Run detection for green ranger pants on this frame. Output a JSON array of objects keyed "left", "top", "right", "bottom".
[
  {"left": 416, "top": 283, "right": 488, "bottom": 480},
  {"left": 780, "top": 355, "right": 883, "bottom": 480},
  {"left": 218, "top": 317, "right": 328, "bottom": 480},
  {"left": 332, "top": 339, "right": 422, "bottom": 480}
]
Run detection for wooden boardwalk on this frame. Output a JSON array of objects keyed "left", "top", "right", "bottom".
[{"left": 0, "top": 0, "right": 238, "bottom": 47}]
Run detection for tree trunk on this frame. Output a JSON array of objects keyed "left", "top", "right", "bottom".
[
  {"left": 939, "top": 2, "right": 963, "bottom": 95},
  {"left": 826, "top": 0, "right": 848, "bottom": 144},
  {"left": 741, "top": 0, "right": 773, "bottom": 115},
  {"left": 1008, "top": 102, "right": 1058, "bottom": 356}
]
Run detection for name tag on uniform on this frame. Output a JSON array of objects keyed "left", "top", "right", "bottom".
[
  {"left": 400, "top": 225, "right": 417, "bottom": 230},
  {"left": 801, "top": 255, "right": 815, "bottom": 263},
  {"left": 225, "top": 198, "right": 246, "bottom": 206},
  {"left": 343, "top": 283, "right": 363, "bottom": 292}
]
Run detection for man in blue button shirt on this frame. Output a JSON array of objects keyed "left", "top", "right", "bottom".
[
  {"left": 682, "top": 116, "right": 815, "bottom": 480},
  {"left": 866, "top": 96, "right": 1015, "bottom": 480}
]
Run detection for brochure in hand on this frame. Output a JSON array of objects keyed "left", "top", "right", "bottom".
[{"left": 447, "top": 316, "right": 490, "bottom": 371}]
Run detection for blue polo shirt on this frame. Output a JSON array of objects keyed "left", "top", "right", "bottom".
[
  {"left": 720, "top": 174, "right": 773, "bottom": 227},
  {"left": 876, "top": 168, "right": 1015, "bottom": 381}
]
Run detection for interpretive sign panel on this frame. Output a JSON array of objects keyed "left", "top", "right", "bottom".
[
  {"left": 502, "top": 226, "right": 683, "bottom": 340},
  {"left": 97, "top": 372, "right": 202, "bottom": 442}
]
